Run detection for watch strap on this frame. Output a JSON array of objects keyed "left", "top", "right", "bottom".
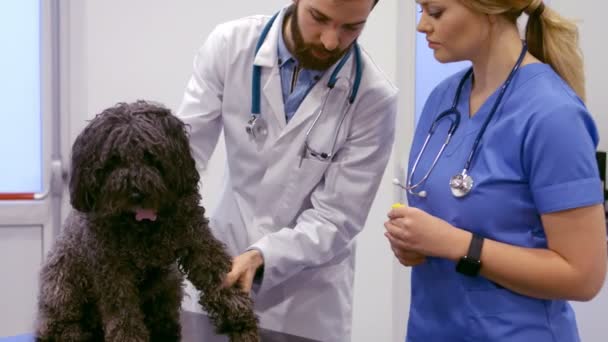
[{"left": 467, "top": 233, "right": 484, "bottom": 261}]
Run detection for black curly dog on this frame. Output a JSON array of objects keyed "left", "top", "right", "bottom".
[{"left": 35, "top": 101, "right": 259, "bottom": 342}]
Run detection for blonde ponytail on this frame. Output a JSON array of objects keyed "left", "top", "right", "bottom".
[
  {"left": 524, "top": 0, "right": 586, "bottom": 101},
  {"left": 461, "top": 0, "right": 586, "bottom": 101}
]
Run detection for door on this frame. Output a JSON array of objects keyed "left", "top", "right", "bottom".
[{"left": 0, "top": 0, "right": 65, "bottom": 337}]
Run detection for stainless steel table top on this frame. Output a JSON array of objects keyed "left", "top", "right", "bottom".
[
  {"left": 181, "top": 310, "right": 319, "bottom": 342},
  {"left": 0, "top": 311, "right": 319, "bottom": 342}
]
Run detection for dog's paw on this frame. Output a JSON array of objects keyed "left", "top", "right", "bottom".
[{"left": 229, "top": 329, "right": 260, "bottom": 342}]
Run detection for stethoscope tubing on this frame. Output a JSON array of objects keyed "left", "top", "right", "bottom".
[
  {"left": 406, "top": 41, "right": 529, "bottom": 195},
  {"left": 463, "top": 42, "right": 528, "bottom": 172},
  {"left": 248, "top": 9, "right": 364, "bottom": 162},
  {"left": 251, "top": 11, "right": 362, "bottom": 117}
]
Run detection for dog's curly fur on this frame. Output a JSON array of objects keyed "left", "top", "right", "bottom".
[{"left": 35, "top": 101, "right": 259, "bottom": 342}]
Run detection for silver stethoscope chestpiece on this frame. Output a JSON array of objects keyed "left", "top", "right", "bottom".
[
  {"left": 246, "top": 115, "right": 268, "bottom": 141},
  {"left": 449, "top": 171, "right": 474, "bottom": 198}
]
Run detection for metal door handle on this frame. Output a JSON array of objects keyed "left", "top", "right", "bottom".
[{"left": 0, "top": 159, "right": 65, "bottom": 201}]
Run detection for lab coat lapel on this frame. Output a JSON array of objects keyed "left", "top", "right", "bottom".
[
  {"left": 262, "top": 68, "right": 287, "bottom": 128},
  {"left": 254, "top": 8, "right": 288, "bottom": 129},
  {"left": 278, "top": 82, "right": 323, "bottom": 139}
]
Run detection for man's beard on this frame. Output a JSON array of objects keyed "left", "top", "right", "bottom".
[{"left": 288, "top": 4, "right": 351, "bottom": 71}]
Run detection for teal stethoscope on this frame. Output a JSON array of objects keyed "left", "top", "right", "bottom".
[
  {"left": 402, "top": 42, "right": 528, "bottom": 198},
  {"left": 246, "top": 12, "right": 363, "bottom": 162}
]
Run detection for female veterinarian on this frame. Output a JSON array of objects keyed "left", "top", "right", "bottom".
[
  {"left": 386, "top": 0, "right": 607, "bottom": 341},
  {"left": 177, "top": 0, "right": 396, "bottom": 341}
]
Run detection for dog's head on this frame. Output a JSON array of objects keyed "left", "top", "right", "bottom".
[{"left": 69, "top": 100, "right": 200, "bottom": 220}]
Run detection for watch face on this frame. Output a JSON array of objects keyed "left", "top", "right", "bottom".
[{"left": 456, "top": 256, "right": 481, "bottom": 277}]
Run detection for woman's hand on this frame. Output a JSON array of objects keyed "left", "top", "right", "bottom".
[
  {"left": 384, "top": 204, "right": 468, "bottom": 261},
  {"left": 386, "top": 239, "right": 427, "bottom": 266}
]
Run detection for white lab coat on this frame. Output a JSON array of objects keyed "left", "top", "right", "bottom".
[{"left": 178, "top": 6, "right": 397, "bottom": 342}]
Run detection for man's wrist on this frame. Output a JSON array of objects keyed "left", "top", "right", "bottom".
[
  {"left": 246, "top": 248, "right": 265, "bottom": 286},
  {"left": 247, "top": 248, "right": 264, "bottom": 269}
]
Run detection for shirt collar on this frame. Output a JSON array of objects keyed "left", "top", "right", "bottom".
[{"left": 277, "top": 17, "right": 294, "bottom": 68}]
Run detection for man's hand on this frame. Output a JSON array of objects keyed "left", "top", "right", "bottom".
[{"left": 222, "top": 249, "right": 264, "bottom": 294}]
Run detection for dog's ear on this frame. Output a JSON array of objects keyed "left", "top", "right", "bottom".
[
  {"left": 69, "top": 120, "right": 102, "bottom": 212},
  {"left": 160, "top": 113, "right": 200, "bottom": 196},
  {"left": 68, "top": 103, "right": 130, "bottom": 212}
]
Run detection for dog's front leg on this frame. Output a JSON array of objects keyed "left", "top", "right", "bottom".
[
  {"left": 36, "top": 256, "right": 94, "bottom": 341},
  {"left": 95, "top": 267, "right": 149, "bottom": 342},
  {"left": 178, "top": 237, "right": 259, "bottom": 341}
]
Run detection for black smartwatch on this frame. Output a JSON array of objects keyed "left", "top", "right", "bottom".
[{"left": 455, "top": 233, "right": 484, "bottom": 277}]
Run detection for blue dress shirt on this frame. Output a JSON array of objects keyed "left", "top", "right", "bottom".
[{"left": 277, "top": 22, "right": 324, "bottom": 122}]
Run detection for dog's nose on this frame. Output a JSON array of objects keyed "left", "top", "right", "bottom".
[{"left": 130, "top": 192, "right": 143, "bottom": 203}]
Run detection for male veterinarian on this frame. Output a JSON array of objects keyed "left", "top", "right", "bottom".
[{"left": 177, "top": 0, "right": 395, "bottom": 340}]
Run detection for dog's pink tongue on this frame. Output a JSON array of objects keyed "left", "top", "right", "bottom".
[{"left": 135, "top": 208, "right": 157, "bottom": 221}]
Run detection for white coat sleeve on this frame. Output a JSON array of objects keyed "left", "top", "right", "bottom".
[
  {"left": 250, "top": 89, "right": 398, "bottom": 293},
  {"left": 177, "top": 26, "right": 227, "bottom": 169}
]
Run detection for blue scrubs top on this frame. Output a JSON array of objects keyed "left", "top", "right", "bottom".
[{"left": 406, "top": 63, "right": 603, "bottom": 342}]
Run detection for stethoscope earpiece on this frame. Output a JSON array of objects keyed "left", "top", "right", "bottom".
[
  {"left": 392, "top": 178, "right": 427, "bottom": 198},
  {"left": 392, "top": 178, "right": 405, "bottom": 189}
]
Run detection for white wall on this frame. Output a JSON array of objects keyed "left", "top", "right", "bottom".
[
  {"left": 351, "top": 2, "right": 414, "bottom": 341},
  {"left": 548, "top": 3, "right": 608, "bottom": 341},
  {"left": 550, "top": 1, "right": 607, "bottom": 153},
  {"left": 0, "top": 1, "right": 60, "bottom": 336},
  {"left": 61, "top": 1, "right": 411, "bottom": 341}
]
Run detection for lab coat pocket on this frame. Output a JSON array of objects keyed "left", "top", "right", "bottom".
[
  {"left": 273, "top": 157, "right": 330, "bottom": 224},
  {"left": 291, "top": 156, "right": 330, "bottom": 190}
]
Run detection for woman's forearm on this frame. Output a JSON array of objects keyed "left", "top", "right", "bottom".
[{"left": 444, "top": 226, "right": 606, "bottom": 301}]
